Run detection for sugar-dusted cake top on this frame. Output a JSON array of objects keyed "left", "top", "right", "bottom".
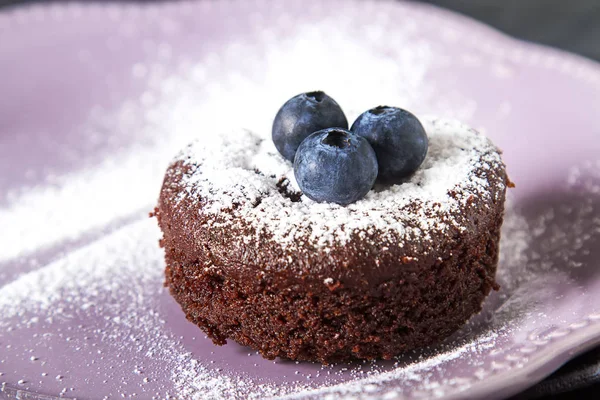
[{"left": 167, "top": 117, "right": 506, "bottom": 250}]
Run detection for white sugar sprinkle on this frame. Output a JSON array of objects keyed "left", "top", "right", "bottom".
[
  {"left": 0, "top": 0, "right": 474, "bottom": 265},
  {"left": 174, "top": 117, "right": 504, "bottom": 250},
  {"left": 2, "top": 1, "right": 598, "bottom": 398}
]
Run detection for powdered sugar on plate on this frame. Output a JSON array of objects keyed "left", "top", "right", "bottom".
[
  {"left": 2, "top": 197, "right": 592, "bottom": 399},
  {"left": 0, "top": 215, "right": 509, "bottom": 399},
  {"left": 0, "top": 219, "right": 293, "bottom": 399},
  {"left": 0, "top": 211, "right": 509, "bottom": 399},
  {"left": 2, "top": 0, "right": 600, "bottom": 399},
  {"left": 174, "top": 117, "right": 505, "bottom": 249}
]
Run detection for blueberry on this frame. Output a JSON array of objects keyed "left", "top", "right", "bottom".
[
  {"left": 272, "top": 91, "right": 348, "bottom": 161},
  {"left": 351, "top": 106, "right": 428, "bottom": 183},
  {"left": 294, "top": 128, "right": 378, "bottom": 205}
]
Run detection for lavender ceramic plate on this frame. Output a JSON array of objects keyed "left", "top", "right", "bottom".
[{"left": 1, "top": 1, "right": 600, "bottom": 399}]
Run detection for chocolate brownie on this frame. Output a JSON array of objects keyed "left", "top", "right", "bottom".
[{"left": 155, "top": 117, "right": 509, "bottom": 364}]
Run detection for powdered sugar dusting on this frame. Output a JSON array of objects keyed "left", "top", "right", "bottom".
[
  {"left": 0, "top": 220, "right": 305, "bottom": 399},
  {"left": 0, "top": 214, "right": 514, "bottom": 399},
  {"left": 2, "top": 0, "right": 600, "bottom": 398},
  {"left": 3, "top": 159, "right": 597, "bottom": 399},
  {"left": 174, "top": 117, "right": 505, "bottom": 249},
  {"left": 0, "top": 0, "right": 476, "bottom": 264}
]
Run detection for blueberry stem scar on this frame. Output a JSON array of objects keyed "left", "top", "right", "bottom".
[
  {"left": 306, "top": 91, "right": 325, "bottom": 102},
  {"left": 369, "top": 106, "right": 392, "bottom": 115},
  {"left": 322, "top": 130, "right": 352, "bottom": 148}
]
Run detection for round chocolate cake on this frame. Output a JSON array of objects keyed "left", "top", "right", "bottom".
[{"left": 155, "top": 117, "right": 508, "bottom": 364}]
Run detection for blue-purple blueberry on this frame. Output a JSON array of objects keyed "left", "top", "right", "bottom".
[
  {"left": 351, "top": 106, "right": 428, "bottom": 183},
  {"left": 272, "top": 91, "right": 348, "bottom": 162},
  {"left": 293, "top": 128, "right": 378, "bottom": 205}
]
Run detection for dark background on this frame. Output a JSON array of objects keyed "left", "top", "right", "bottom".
[
  {"left": 0, "top": 0, "right": 599, "bottom": 399},
  {"left": 419, "top": 0, "right": 600, "bottom": 62}
]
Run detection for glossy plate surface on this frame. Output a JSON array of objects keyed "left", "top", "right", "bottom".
[{"left": 1, "top": 1, "right": 600, "bottom": 399}]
